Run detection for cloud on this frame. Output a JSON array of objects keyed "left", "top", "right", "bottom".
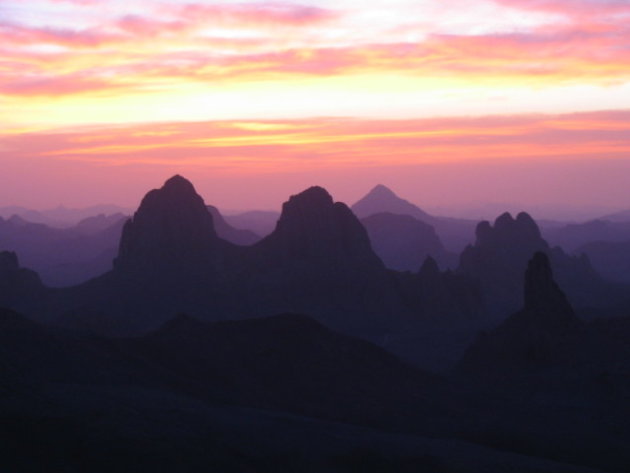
[
  {"left": 169, "top": 2, "right": 339, "bottom": 27},
  {"left": 492, "top": 0, "right": 630, "bottom": 18},
  {"left": 0, "top": 21, "right": 122, "bottom": 48},
  {"left": 0, "top": 73, "right": 123, "bottom": 96},
  {"left": 5, "top": 110, "right": 630, "bottom": 169}
]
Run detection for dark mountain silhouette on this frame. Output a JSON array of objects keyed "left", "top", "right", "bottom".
[
  {"left": 361, "top": 212, "right": 456, "bottom": 271},
  {"left": 385, "top": 256, "right": 484, "bottom": 371},
  {"left": 255, "top": 186, "right": 383, "bottom": 270},
  {"left": 0, "top": 251, "right": 44, "bottom": 307},
  {"left": 21, "top": 178, "right": 406, "bottom": 337},
  {"left": 125, "top": 312, "right": 437, "bottom": 421},
  {"left": 458, "top": 211, "right": 618, "bottom": 317},
  {"left": 224, "top": 209, "right": 280, "bottom": 237},
  {"left": 114, "top": 175, "right": 229, "bottom": 277},
  {"left": 352, "top": 185, "right": 476, "bottom": 251},
  {"left": 452, "top": 254, "right": 630, "bottom": 471},
  {"left": 0, "top": 307, "right": 435, "bottom": 421},
  {"left": 0, "top": 213, "right": 125, "bottom": 287},
  {"left": 206, "top": 205, "right": 260, "bottom": 245},
  {"left": 241, "top": 186, "right": 408, "bottom": 333},
  {"left": 2, "top": 307, "right": 628, "bottom": 472},
  {"left": 459, "top": 252, "right": 582, "bottom": 371}
]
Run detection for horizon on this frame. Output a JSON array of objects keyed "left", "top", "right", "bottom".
[
  {"left": 2, "top": 0, "right": 630, "bottom": 218},
  {"left": 0, "top": 174, "right": 626, "bottom": 223}
]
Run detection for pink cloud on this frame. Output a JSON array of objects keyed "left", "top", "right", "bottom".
[
  {"left": 493, "top": 0, "right": 630, "bottom": 18},
  {"left": 170, "top": 2, "right": 338, "bottom": 27},
  {"left": 0, "top": 21, "right": 122, "bottom": 48},
  {"left": 0, "top": 73, "right": 122, "bottom": 96}
]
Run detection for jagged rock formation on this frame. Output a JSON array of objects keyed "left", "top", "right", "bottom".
[
  {"left": 361, "top": 212, "right": 454, "bottom": 271},
  {"left": 394, "top": 256, "right": 483, "bottom": 323},
  {"left": 114, "top": 175, "right": 227, "bottom": 277},
  {"left": 459, "top": 252, "right": 583, "bottom": 371},
  {"left": 459, "top": 212, "right": 610, "bottom": 317},
  {"left": 256, "top": 187, "right": 384, "bottom": 271},
  {"left": 206, "top": 205, "right": 260, "bottom": 245},
  {"left": 244, "top": 187, "right": 406, "bottom": 332},
  {"left": 0, "top": 251, "right": 44, "bottom": 307},
  {"left": 27, "top": 179, "right": 408, "bottom": 336}
]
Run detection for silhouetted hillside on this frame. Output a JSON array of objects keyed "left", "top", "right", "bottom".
[
  {"left": 114, "top": 175, "right": 234, "bottom": 279},
  {"left": 0, "top": 214, "right": 125, "bottom": 286},
  {"left": 0, "top": 251, "right": 44, "bottom": 307},
  {"left": 242, "top": 186, "right": 407, "bottom": 333},
  {"left": 458, "top": 212, "right": 619, "bottom": 317},
  {"left": 459, "top": 252, "right": 582, "bottom": 372},
  {"left": 452, "top": 253, "right": 630, "bottom": 472}
]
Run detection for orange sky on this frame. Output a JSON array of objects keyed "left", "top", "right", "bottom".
[{"left": 1, "top": 0, "right": 630, "bottom": 214}]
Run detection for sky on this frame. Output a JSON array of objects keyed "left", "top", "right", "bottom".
[{"left": 1, "top": 0, "right": 630, "bottom": 217}]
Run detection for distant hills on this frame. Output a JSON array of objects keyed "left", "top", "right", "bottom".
[
  {"left": 0, "top": 204, "right": 132, "bottom": 227},
  {"left": 0, "top": 214, "right": 126, "bottom": 287},
  {"left": 352, "top": 184, "right": 477, "bottom": 252}
]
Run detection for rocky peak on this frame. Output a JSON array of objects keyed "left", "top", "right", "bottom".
[
  {"left": 419, "top": 256, "right": 440, "bottom": 280},
  {"left": 260, "top": 186, "right": 383, "bottom": 269},
  {"left": 0, "top": 251, "right": 19, "bottom": 272},
  {"left": 114, "top": 175, "right": 219, "bottom": 274},
  {"left": 475, "top": 212, "right": 543, "bottom": 248},
  {"left": 523, "top": 252, "right": 580, "bottom": 332}
]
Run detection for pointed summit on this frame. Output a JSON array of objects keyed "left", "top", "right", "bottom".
[
  {"left": 114, "top": 176, "right": 219, "bottom": 274},
  {"left": 459, "top": 252, "right": 582, "bottom": 372},
  {"left": 368, "top": 184, "right": 399, "bottom": 199},
  {"left": 352, "top": 185, "right": 433, "bottom": 222},
  {"left": 523, "top": 252, "right": 577, "bottom": 330}
]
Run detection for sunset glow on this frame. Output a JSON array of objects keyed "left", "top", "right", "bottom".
[{"left": 1, "top": 0, "right": 630, "bottom": 211}]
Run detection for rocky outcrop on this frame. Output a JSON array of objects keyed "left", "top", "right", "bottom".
[
  {"left": 0, "top": 251, "right": 44, "bottom": 307},
  {"left": 459, "top": 212, "right": 607, "bottom": 317},
  {"left": 114, "top": 175, "right": 224, "bottom": 276},
  {"left": 459, "top": 252, "right": 583, "bottom": 371},
  {"left": 256, "top": 186, "right": 384, "bottom": 272}
]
